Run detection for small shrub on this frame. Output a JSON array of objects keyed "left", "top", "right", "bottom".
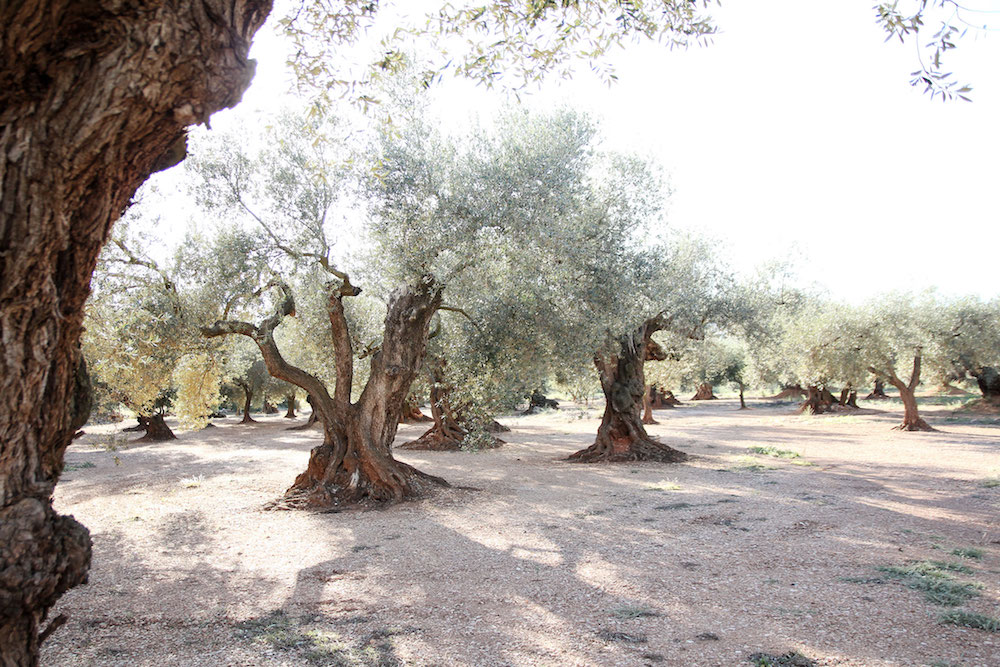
[
  {"left": 939, "top": 610, "right": 1000, "bottom": 632},
  {"left": 645, "top": 480, "right": 681, "bottom": 491},
  {"left": 64, "top": 461, "right": 96, "bottom": 472},
  {"left": 729, "top": 456, "right": 777, "bottom": 472}
]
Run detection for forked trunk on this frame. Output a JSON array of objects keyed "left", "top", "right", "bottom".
[
  {"left": 691, "top": 383, "right": 717, "bottom": 400},
  {"left": 568, "top": 319, "right": 687, "bottom": 463},
  {"left": 866, "top": 378, "right": 889, "bottom": 399},
  {"left": 284, "top": 394, "right": 297, "bottom": 418},
  {"left": 205, "top": 278, "right": 451, "bottom": 509},
  {"left": 276, "top": 281, "right": 450, "bottom": 507},
  {"left": 800, "top": 385, "right": 833, "bottom": 415},
  {"left": 872, "top": 353, "right": 935, "bottom": 432},
  {"left": 0, "top": 1, "right": 269, "bottom": 660},
  {"left": 846, "top": 391, "right": 859, "bottom": 408},
  {"left": 136, "top": 413, "right": 176, "bottom": 442}
]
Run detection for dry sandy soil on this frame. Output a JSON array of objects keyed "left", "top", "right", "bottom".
[{"left": 42, "top": 398, "right": 999, "bottom": 666}]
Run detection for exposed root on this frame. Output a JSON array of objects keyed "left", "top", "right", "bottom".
[
  {"left": 568, "top": 436, "right": 688, "bottom": 463},
  {"left": 399, "top": 423, "right": 503, "bottom": 451},
  {"left": 893, "top": 419, "right": 936, "bottom": 432},
  {"left": 267, "top": 462, "right": 450, "bottom": 511}
]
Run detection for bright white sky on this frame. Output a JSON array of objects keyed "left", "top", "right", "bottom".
[{"left": 163, "top": 0, "right": 1000, "bottom": 303}]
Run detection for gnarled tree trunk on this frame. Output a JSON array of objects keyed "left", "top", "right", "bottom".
[
  {"left": 135, "top": 413, "right": 177, "bottom": 442},
  {"left": 0, "top": 2, "right": 269, "bottom": 660},
  {"left": 284, "top": 394, "right": 297, "bottom": 419},
  {"left": 400, "top": 358, "right": 503, "bottom": 451},
  {"left": 691, "top": 383, "right": 717, "bottom": 400},
  {"left": 649, "top": 386, "right": 680, "bottom": 408},
  {"left": 400, "top": 393, "right": 432, "bottom": 423},
  {"left": 523, "top": 390, "right": 559, "bottom": 414},
  {"left": 204, "top": 278, "right": 450, "bottom": 509},
  {"left": 641, "top": 385, "right": 658, "bottom": 424},
  {"left": 870, "top": 353, "right": 934, "bottom": 432},
  {"left": 288, "top": 394, "right": 320, "bottom": 431},
  {"left": 738, "top": 383, "right": 747, "bottom": 410},
  {"left": 866, "top": 378, "right": 889, "bottom": 399},
  {"left": 568, "top": 318, "right": 687, "bottom": 463}
]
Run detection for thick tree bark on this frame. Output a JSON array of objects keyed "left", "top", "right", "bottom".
[
  {"left": 400, "top": 394, "right": 432, "bottom": 423},
  {"left": 870, "top": 354, "right": 935, "bottom": 432},
  {"left": 400, "top": 358, "right": 502, "bottom": 451},
  {"left": 135, "top": 413, "right": 176, "bottom": 442},
  {"left": 204, "top": 278, "right": 449, "bottom": 509},
  {"left": 691, "top": 383, "right": 717, "bottom": 400},
  {"left": 284, "top": 394, "right": 297, "bottom": 418},
  {"left": 649, "top": 386, "right": 680, "bottom": 408},
  {"left": 846, "top": 391, "right": 859, "bottom": 408},
  {"left": 288, "top": 395, "right": 320, "bottom": 430},
  {"left": 122, "top": 416, "right": 150, "bottom": 433},
  {"left": 0, "top": 2, "right": 269, "bottom": 659},
  {"left": 263, "top": 400, "right": 278, "bottom": 414},
  {"left": 866, "top": 378, "right": 889, "bottom": 399},
  {"left": 568, "top": 318, "right": 687, "bottom": 463}
]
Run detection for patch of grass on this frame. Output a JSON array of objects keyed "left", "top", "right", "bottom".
[
  {"left": 927, "top": 560, "right": 975, "bottom": 574},
  {"left": 789, "top": 459, "right": 816, "bottom": 467},
  {"left": 645, "top": 480, "right": 681, "bottom": 491},
  {"left": 610, "top": 604, "right": 659, "bottom": 619},
  {"left": 179, "top": 475, "right": 204, "bottom": 488},
  {"left": 980, "top": 477, "right": 1000, "bottom": 488},
  {"left": 747, "top": 445, "right": 800, "bottom": 458},
  {"left": 839, "top": 576, "right": 887, "bottom": 585},
  {"left": 876, "top": 562, "right": 983, "bottom": 606},
  {"left": 939, "top": 610, "right": 1000, "bottom": 632},
  {"left": 729, "top": 456, "right": 777, "bottom": 472},
  {"left": 950, "top": 547, "right": 984, "bottom": 560},
  {"left": 748, "top": 651, "right": 816, "bottom": 666},
  {"left": 235, "top": 610, "right": 406, "bottom": 665},
  {"left": 64, "top": 461, "right": 96, "bottom": 471}
]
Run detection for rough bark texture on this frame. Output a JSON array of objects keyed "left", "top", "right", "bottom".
[
  {"left": 399, "top": 359, "right": 503, "bottom": 451},
  {"left": 641, "top": 385, "right": 659, "bottom": 425},
  {"left": 691, "top": 383, "right": 717, "bottom": 401},
  {"left": 649, "top": 387, "right": 680, "bottom": 408},
  {"left": 0, "top": 2, "right": 270, "bottom": 661},
  {"left": 568, "top": 318, "right": 688, "bottom": 463},
  {"left": 866, "top": 378, "right": 889, "bottom": 399},
  {"left": 284, "top": 394, "right": 297, "bottom": 419},
  {"left": 400, "top": 394, "right": 432, "bottom": 424},
  {"left": 204, "top": 278, "right": 450, "bottom": 509},
  {"left": 135, "top": 413, "right": 176, "bottom": 442}
]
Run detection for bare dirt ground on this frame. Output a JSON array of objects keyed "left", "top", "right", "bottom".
[{"left": 43, "top": 398, "right": 999, "bottom": 666}]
